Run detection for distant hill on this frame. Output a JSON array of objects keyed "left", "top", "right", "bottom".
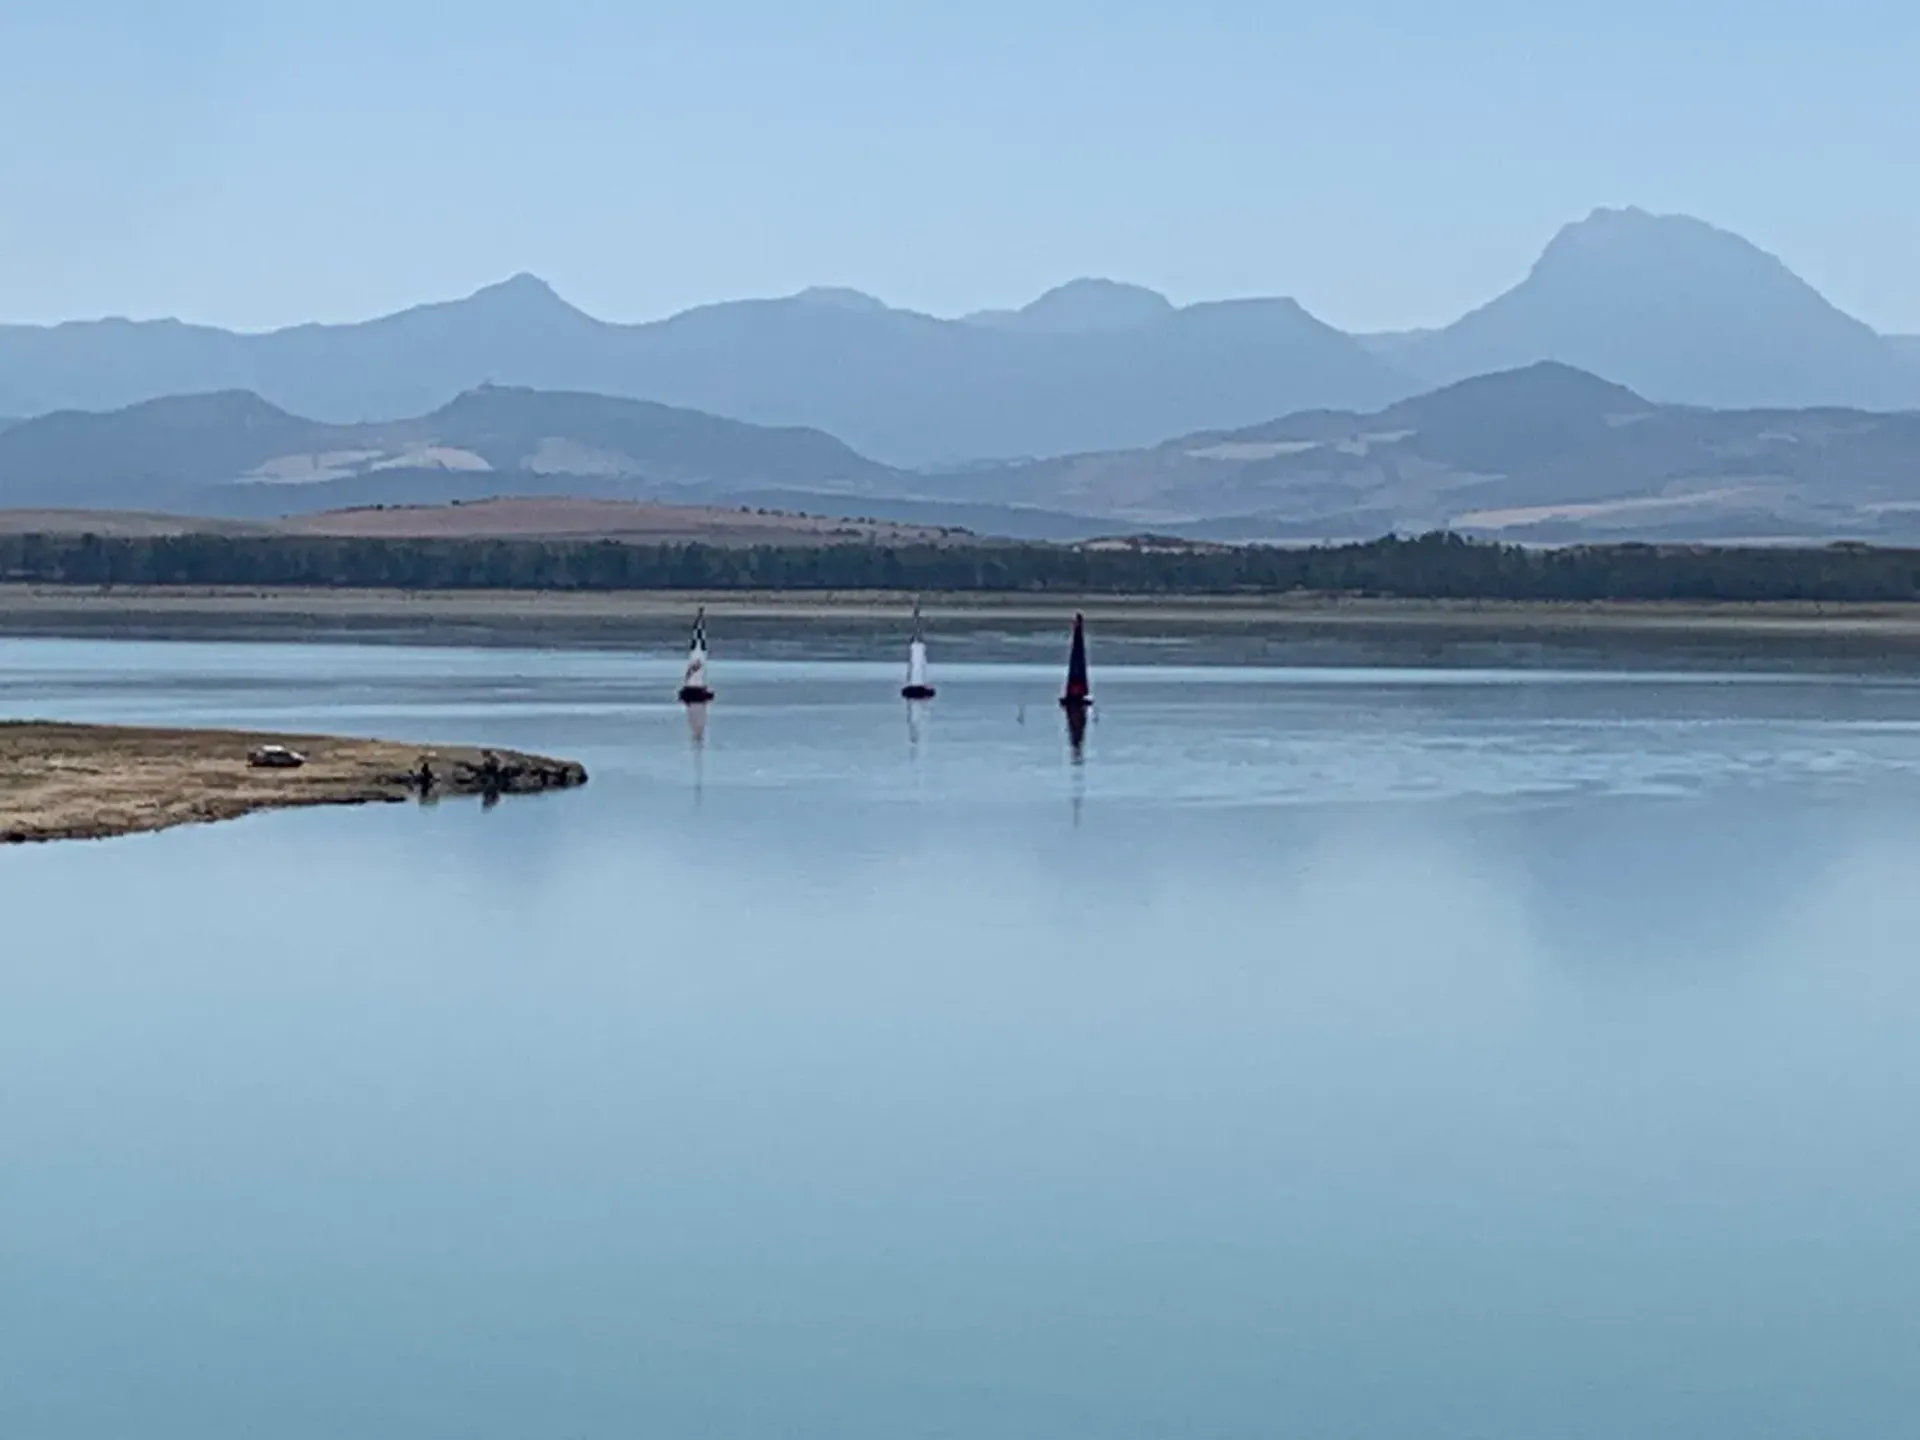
[
  {"left": 272, "top": 496, "right": 966, "bottom": 546},
  {"left": 0, "top": 386, "right": 897, "bottom": 516},
  {"left": 963, "top": 279, "right": 1177, "bottom": 333},
  {"left": 0, "top": 496, "right": 964, "bottom": 548},
  {"left": 18, "top": 368, "right": 1920, "bottom": 546},
  {"left": 0, "top": 276, "right": 1404, "bottom": 467},
  {"left": 952, "top": 362, "right": 1920, "bottom": 543},
  {"left": 1400, "top": 208, "right": 1918, "bottom": 410}
]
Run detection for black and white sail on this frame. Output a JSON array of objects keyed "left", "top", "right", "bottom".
[{"left": 677, "top": 607, "right": 715, "bottom": 703}]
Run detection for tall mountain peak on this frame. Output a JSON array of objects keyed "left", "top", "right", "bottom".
[
  {"left": 460, "top": 272, "right": 575, "bottom": 312},
  {"left": 1020, "top": 278, "right": 1174, "bottom": 330},
  {"left": 1404, "top": 206, "right": 1914, "bottom": 409},
  {"left": 1531, "top": 207, "right": 1800, "bottom": 288}
]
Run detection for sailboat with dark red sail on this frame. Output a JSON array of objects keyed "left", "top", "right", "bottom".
[
  {"left": 677, "top": 607, "right": 715, "bottom": 704},
  {"left": 1059, "top": 612, "right": 1092, "bottom": 711},
  {"left": 1060, "top": 611, "right": 1092, "bottom": 756}
]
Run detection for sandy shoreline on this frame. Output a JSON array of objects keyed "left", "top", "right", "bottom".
[
  {"left": 0, "top": 721, "right": 588, "bottom": 845},
  {"left": 8, "top": 584, "right": 1920, "bottom": 641}
]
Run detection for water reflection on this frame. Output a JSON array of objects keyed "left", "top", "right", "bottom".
[
  {"left": 684, "top": 699, "right": 707, "bottom": 803},
  {"left": 1063, "top": 701, "right": 1090, "bottom": 826},
  {"left": 10, "top": 639, "right": 1920, "bottom": 1438},
  {"left": 1064, "top": 700, "right": 1089, "bottom": 761}
]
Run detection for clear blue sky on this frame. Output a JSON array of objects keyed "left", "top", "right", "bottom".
[{"left": 3, "top": 0, "right": 1915, "bottom": 332}]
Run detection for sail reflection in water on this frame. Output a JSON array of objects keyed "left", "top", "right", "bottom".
[
  {"left": 1064, "top": 701, "right": 1088, "bottom": 762},
  {"left": 684, "top": 699, "right": 707, "bottom": 802}
]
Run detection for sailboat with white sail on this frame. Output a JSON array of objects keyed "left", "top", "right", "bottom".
[
  {"left": 901, "top": 599, "right": 936, "bottom": 700},
  {"left": 677, "top": 607, "right": 715, "bottom": 704}
]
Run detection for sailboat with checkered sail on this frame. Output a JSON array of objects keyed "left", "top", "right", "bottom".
[{"left": 677, "top": 607, "right": 715, "bottom": 704}]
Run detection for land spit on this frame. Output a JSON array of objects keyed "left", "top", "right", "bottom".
[{"left": 1, "top": 722, "right": 587, "bottom": 845}]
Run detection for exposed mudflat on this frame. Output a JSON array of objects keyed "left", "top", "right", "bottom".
[
  {"left": 0, "top": 721, "right": 587, "bottom": 844},
  {"left": 8, "top": 584, "right": 1920, "bottom": 632}
]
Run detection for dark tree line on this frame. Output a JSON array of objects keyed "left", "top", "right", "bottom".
[{"left": 6, "top": 530, "right": 1920, "bottom": 602}]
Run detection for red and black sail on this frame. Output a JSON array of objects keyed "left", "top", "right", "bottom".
[{"left": 1060, "top": 611, "right": 1091, "bottom": 708}]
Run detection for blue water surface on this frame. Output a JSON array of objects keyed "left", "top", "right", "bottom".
[{"left": 5, "top": 635, "right": 1920, "bottom": 1439}]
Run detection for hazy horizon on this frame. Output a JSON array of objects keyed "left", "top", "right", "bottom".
[{"left": 5, "top": 1, "right": 1918, "bottom": 335}]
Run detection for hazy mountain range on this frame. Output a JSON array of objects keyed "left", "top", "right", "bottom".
[
  {"left": 0, "top": 274, "right": 1396, "bottom": 468},
  {"left": 4, "top": 207, "right": 1917, "bottom": 468},
  {"left": 0, "top": 386, "right": 898, "bottom": 520},
  {"left": 969, "top": 363, "right": 1920, "bottom": 543},
  {"left": 10, "top": 363, "right": 1920, "bottom": 545}
]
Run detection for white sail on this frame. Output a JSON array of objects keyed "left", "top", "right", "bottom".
[{"left": 904, "top": 600, "right": 931, "bottom": 693}]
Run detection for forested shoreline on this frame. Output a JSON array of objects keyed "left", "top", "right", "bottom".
[{"left": 7, "top": 530, "right": 1920, "bottom": 603}]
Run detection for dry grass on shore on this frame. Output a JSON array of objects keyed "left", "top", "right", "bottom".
[{"left": 1, "top": 722, "right": 586, "bottom": 844}]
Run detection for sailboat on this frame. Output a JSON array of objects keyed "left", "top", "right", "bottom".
[
  {"left": 677, "top": 607, "right": 715, "bottom": 703},
  {"left": 901, "top": 599, "right": 936, "bottom": 700},
  {"left": 1059, "top": 611, "right": 1092, "bottom": 711}
]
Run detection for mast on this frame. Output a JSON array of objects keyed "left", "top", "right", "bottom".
[
  {"left": 677, "top": 606, "right": 715, "bottom": 703},
  {"left": 1059, "top": 611, "right": 1091, "bottom": 709},
  {"left": 901, "top": 597, "right": 936, "bottom": 699}
]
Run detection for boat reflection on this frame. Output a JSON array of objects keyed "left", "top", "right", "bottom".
[
  {"left": 685, "top": 699, "right": 707, "bottom": 802},
  {"left": 1064, "top": 700, "right": 1088, "bottom": 761}
]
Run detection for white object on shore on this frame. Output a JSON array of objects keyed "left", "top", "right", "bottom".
[{"left": 247, "top": 744, "right": 307, "bottom": 769}]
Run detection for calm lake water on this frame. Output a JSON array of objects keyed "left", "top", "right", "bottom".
[{"left": 7, "top": 633, "right": 1920, "bottom": 1439}]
